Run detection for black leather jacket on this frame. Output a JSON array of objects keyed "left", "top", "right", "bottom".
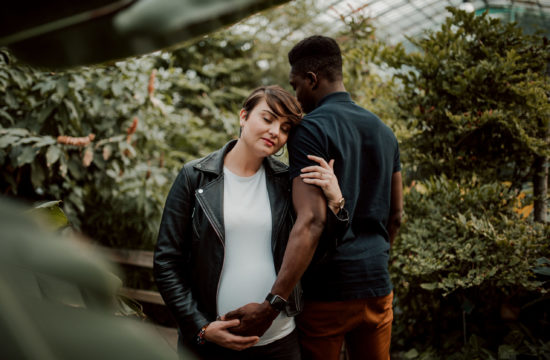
[{"left": 154, "top": 140, "right": 348, "bottom": 343}]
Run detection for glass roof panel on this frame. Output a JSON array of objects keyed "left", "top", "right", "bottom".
[{"left": 318, "top": 0, "right": 550, "bottom": 43}]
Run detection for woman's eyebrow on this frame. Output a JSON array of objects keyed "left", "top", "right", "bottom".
[{"left": 262, "top": 109, "right": 278, "bottom": 118}]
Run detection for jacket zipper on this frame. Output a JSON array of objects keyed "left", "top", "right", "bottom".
[
  {"left": 195, "top": 189, "right": 225, "bottom": 317},
  {"left": 195, "top": 194, "right": 224, "bottom": 244}
]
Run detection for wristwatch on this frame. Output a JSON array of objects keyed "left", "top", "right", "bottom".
[
  {"left": 336, "top": 197, "right": 345, "bottom": 212},
  {"left": 266, "top": 293, "right": 287, "bottom": 312},
  {"left": 330, "top": 197, "right": 345, "bottom": 213}
]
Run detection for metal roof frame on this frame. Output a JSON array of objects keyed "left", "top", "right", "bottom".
[{"left": 316, "top": 0, "right": 550, "bottom": 44}]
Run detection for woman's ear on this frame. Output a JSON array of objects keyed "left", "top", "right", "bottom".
[
  {"left": 239, "top": 108, "right": 247, "bottom": 127},
  {"left": 306, "top": 71, "right": 318, "bottom": 90}
]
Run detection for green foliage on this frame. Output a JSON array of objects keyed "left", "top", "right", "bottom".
[
  {"left": 391, "top": 177, "right": 550, "bottom": 358},
  {"left": 0, "top": 53, "right": 169, "bottom": 245},
  {"left": 383, "top": 8, "right": 550, "bottom": 186},
  {"left": 0, "top": 0, "right": 333, "bottom": 250},
  {"left": 0, "top": 36, "right": 260, "bottom": 248},
  {"left": 383, "top": 8, "right": 550, "bottom": 358}
]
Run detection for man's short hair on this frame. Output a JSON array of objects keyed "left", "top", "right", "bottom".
[{"left": 288, "top": 35, "right": 343, "bottom": 82}]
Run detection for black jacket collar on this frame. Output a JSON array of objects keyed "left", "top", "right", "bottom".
[{"left": 192, "top": 140, "right": 288, "bottom": 176}]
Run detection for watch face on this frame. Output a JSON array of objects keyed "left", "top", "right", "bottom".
[
  {"left": 339, "top": 198, "right": 345, "bottom": 209},
  {"left": 267, "top": 293, "right": 287, "bottom": 311}
]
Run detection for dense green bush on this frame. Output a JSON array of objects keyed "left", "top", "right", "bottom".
[
  {"left": 0, "top": 41, "right": 256, "bottom": 248},
  {"left": 383, "top": 8, "right": 550, "bottom": 189},
  {"left": 391, "top": 177, "right": 550, "bottom": 359},
  {"left": 384, "top": 8, "right": 550, "bottom": 358}
]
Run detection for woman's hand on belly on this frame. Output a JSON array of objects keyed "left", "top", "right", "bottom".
[{"left": 204, "top": 319, "right": 260, "bottom": 350}]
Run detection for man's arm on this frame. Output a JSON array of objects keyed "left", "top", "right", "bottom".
[
  {"left": 225, "top": 177, "right": 326, "bottom": 335},
  {"left": 387, "top": 171, "right": 403, "bottom": 247},
  {"left": 271, "top": 177, "right": 327, "bottom": 298}
]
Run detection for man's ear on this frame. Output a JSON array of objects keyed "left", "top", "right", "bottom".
[{"left": 306, "top": 71, "right": 318, "bottom": 90}]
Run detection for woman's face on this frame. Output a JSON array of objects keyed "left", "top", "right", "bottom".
[{"left": 240, "top": 98, "right": 293, "bottom": 158}]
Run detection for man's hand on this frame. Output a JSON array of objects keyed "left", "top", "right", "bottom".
[
  {"left": 224, "top": 301, "right": 279, "bottom": 337},
  {"left": 204, "top": 319, "right": 260, "bottom": 350}
]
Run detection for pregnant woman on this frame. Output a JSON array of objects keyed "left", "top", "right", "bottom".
[{"left": 154, "top": 85, "right": 347, "bottom": 360}]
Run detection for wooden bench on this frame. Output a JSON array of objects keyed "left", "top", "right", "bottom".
[
  {"left": 98, "top": 247, "right": 166, "bottom": 306},
  {"left": 98, "top": 246, "right": 177, "bottom": 351}
]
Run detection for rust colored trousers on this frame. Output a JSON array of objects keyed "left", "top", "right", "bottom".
[{"left": 296, "top": 292, "right": 393, "bottom": 360}]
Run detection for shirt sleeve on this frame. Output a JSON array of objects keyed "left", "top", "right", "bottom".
[{"left": 287, "top": 121, "right": 328, "bottom": 180}]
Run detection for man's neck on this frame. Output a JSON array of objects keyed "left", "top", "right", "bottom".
[{"left": 314, "top": 81, "right": 346, "bottom": 107}]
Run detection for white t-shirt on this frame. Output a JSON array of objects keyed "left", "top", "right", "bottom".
[{"left": 217, "top": 165, "right": 295, "bottom": 346}]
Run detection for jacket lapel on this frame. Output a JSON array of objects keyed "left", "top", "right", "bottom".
[
  {"left": 195, "top": 177, "right": 225, "bottom": 244},
  {"left": 192, "top": 141, "right": 235, "bottom": 245}
]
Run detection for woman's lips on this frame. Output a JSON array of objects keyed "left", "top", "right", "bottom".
[{"left": 262, "top": 138, "right": 275, "bottom": 147}]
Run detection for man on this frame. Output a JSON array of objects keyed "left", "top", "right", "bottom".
[{"left": 227, "top": 35, "right": 403, "bottom": 360}]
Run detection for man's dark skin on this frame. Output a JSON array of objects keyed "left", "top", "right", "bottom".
[{"left": 225, "top": 70, "right": 403, "bottom": 336}]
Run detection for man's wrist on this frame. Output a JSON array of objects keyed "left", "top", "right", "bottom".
[{"left": 265, "top": 293, "right": 287, "bottom": 312}]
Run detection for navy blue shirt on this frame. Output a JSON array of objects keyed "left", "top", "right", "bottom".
[{"left": 288, "top": 92, "right": 400, "bottom": 300}]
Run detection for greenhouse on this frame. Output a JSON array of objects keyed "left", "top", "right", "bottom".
[{"left": 1, "top": 1, "right": 549, "bottom": 359}]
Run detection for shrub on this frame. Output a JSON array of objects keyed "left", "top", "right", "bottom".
[{"left": 391, "top": 176, "right": 550, "bottom": 358}]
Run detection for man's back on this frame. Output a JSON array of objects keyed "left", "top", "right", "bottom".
[{"left": 288, "top": 91, "right": 400, "bottom": 300}]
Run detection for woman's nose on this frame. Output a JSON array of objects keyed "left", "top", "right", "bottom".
[{"left": 268, "top": 123, "right": 280, "bottom": 137}]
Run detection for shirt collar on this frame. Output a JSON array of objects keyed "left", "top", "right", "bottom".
[{"left": 316, "top": 92, "right": 353, "bottom": 107}]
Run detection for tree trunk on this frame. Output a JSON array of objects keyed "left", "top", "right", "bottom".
[
  {"left": 534, "top": 118, "right": 549, "bottom": 223},
  {"left": 535, "top": 63, "right": 549, "bottom": 223},
  {"left": 533, "top": 155, "right": 547, "bottom": 223}
]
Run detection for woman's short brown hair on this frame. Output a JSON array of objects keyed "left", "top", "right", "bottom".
[{"left": 242, "top": 85, "right": 302, "bottom": 127}]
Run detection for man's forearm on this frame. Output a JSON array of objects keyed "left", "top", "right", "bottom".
[
  {"left": 387, "top": 212, "right": 402, "bottom": 247},
  {"left": 223, "top": 179, "right": 328, "bottom": 337},
  {"left": 388, "top": 171, "right": 403, "bottom": 247},
  {"left": 270, "top": 214, "right": 325, "bottom": 299}
]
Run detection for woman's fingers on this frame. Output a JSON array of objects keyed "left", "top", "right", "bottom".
[
  {"left": 302, "top": 178, "right": 327, "bottom": 187},
  {"left": 301, "top": 173, "right": 331, "bottom": 182},
  {"left": 219, "top": 319, "right": 240, "bottom": 329},
  {"left": 301, "top": 165, "right": 331, "bottom": 174},
  {"left": 223, "top": 332, "right": 259, "bottom": 350},
  {"left": 204, "top": 320, "right": 259, "bottom": 350},
  {"left": 227, "top": 333, "right": 260, "bottom": 344},
  {"left": 306, "top": 154, "right": 329, "bottom": 168},
  {"left": 328, "top": 159, "right": 335, "bottom": 169}
]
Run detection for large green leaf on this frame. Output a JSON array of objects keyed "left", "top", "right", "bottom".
[
  {"left": 0, "top": 108, "right": 14, "bottom": 125},
  {"left": 1, "top": 0, "right": 289, "bottom": 68},
  {"left": 45, "top": 145, "right": 62, "bottom": 167},
  {"left": 0, "top": 198, "right": 181, "bottom": 359},
  {"left": 16, "top": 145, "right": 38, "bottom": 165},
  {"left": 28, "top": 200, "right": 68, "bottom": 231},
  {"left": 0, "top": 135, "right": 19, "bottom": 148}
]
